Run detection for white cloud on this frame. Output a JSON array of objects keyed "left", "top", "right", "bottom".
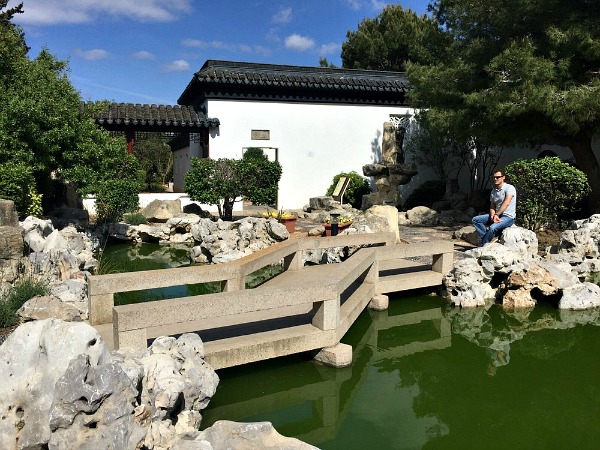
[
  {"left": 182, "top": 39, "right": 207, "bottom": 49},
  {"left": 74, "top": 48, "right": 109, "bottom": 61},
  {"left": 371, "top": 0, "right": 389, "bottom": 11},
  {"left": 133, "top": 51, "right": 156, "bottom": 60},
  {"left": 182, "top": 39, "right": 271, "bottom": 56},
  {"left": 11, "top": 0, "right": 192, "bottom": 25},
  {"left": 162, "top": 59, "right": 191, "bottom": 72},
  {"left": 272, "top": 7, "right": 292, "bottom": 24},
  {"left": 253, "top": 45, "right": 271, "bottom": 57},
  {"left": 285, "top": 34, "right": 315, "bottom": 52},
  {"left": 266, "top": 29, "right": 281, "bottom": 43},
  {"left": 345, "top": 0, "right": 362, "bottom": 11},
  {"left": 319, "top": 42, "right": 341, "bottom": 56}
]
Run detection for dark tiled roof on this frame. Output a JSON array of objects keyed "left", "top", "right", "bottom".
[
  {"left": 178, "top": 60, "right": 410, "bottom": 106},
  {"left": 83, "top": 102, "right": 220, "bottom": 131}
]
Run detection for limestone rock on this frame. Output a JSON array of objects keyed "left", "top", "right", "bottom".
[
  {"left": 24, "top": 228, "right": 46, "bottom": 252},
  {"left": 365, "top": 204, "right": 399, "bottom": 242},
  {"left": 141, "top": 199, "right": 182, "bottom": 222},
  {"left": 137, "top": 223, "right": 170, "bottom": 243},
  {"left": 181, "top": 420, "right": 319, "bottom": 450},
  {"left": 308, "top": 196, "right": 340, "bottom": 211},
  {"left": 406, "top": 206, "right": 438, "bottom": 226},
  {"left": 0, "top": 199, "right": 19, "bottom": 226},
  {"left": 48, "top": 354, "right": 145, "bottom": 449},
  {"left": 453, "top": 225, "right": 480, "bottom": 246},
  {"left": 443, "top": 257, "right": 496, "bottom": 307},
  {"left": 559, "top": 282, "right": 600, "bottom": 310},
  {"left": 167, "top": 214, "right": 201, "bottom": 233},
  {"left": 21, "top": 215, "right": 54, "bottom": 237},
  {"left": 18, "top": 295, "right": 82, "bottom": 322},
  {"left": 0, "top": 225, "right": 23, "bottom": 259},
  {"left": 500, "top": 226, "right": 538, "bottom": 259},
  {"left": 0, "top": 319, "right": 109, "bottom": 449},
  {"left": 265, "top": 218, "right": 289, "bottom": 241}
]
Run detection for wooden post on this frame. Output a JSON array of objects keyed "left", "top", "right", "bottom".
[{"left": 126, "top": 130, "right": 135, "bottom": 154}]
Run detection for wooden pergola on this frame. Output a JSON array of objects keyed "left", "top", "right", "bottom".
[{"left": 82, "top": 102, "right": 220, "bottom": 154}]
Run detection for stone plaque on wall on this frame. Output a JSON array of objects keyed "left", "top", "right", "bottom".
[{"left": 251, "top": 130, "right": 270, "bottom": 140}]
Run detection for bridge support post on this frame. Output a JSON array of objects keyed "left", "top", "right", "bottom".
[
  {"left": 113, "top": 307, "right": 147, "bottom": 350},
  {"left": 283, "top": 250, "right": 303, "bottom": 271},
  {"left": 222, "top": 277, "right": 244, "bottom": 292},
  {"left": 114, "top": 327, "right": 147, "bottom": 351},
  {"left": 312, "top": 298, "right": 339, "bottom": 330},
  {"left": 314, "top": 343, "right": 352, "bottom": 368},
  {"left": 432, "top": 251, "right": 453, "bottom": 275},
  {"left": 88, "top": 292, "right": 114, "bottom": 325},
  {"left": 369, "top": 294, "right": 389, "bottom": 311}
]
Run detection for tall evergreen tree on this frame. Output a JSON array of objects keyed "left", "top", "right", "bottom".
[
  {"left": 408, "top": 0, "right": 600, "bottom": 211},
  {"left": 341, "top": 4, "right": 447, "bottom": 71},
  {"left": 0, "top": 2, "right": 135, "bottom": 214}
]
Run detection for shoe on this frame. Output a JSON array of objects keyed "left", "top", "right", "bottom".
[{"left": 490, "top": 236, "right": 498, "bottom": 244}]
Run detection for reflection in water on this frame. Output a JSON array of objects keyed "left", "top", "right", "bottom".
[
  {"left": 99, "top": 243, "right": 283, "bottom": 306},
  {"left": 201, "top": 295, "right": 600, "bottom": 449}
]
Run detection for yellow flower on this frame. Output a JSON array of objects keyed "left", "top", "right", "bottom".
[
  {"left": 325, "top": 216, "right": 352, "bottom": 224},
  {"left": 262, "top": 209, "right": 295, "bottom": 220}
]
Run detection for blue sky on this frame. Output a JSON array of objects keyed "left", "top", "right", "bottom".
[{"left": 9, "top": 1, "right": 430, "bottom": 105}]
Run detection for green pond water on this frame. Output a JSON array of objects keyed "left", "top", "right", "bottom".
[
  {"left": 99, "top": 243, "right": 281, "bottom": 305},
  {"left": 201, "top": 296, "right": 600, "bottom": 450},
  {"left": 101, "top": 243, "right": 600, "bottom": 449}
]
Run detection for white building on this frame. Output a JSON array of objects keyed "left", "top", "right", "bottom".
[{"left": 173, "top": 60, "right": 414, "bottom": 209}]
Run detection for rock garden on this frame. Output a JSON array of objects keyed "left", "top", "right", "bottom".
[{"left": 1, "top": 195, "right": 600, "bottom": 449}]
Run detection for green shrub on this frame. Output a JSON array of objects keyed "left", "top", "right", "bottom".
[
  {"left": 143, "top": 183, "right": 167, "bottom": 193},
  {"left": 0, "top": 278, "right": 49, "bottom": 327},
  {"left": 123, "top": 212, "right": 148, "bottom": 225},
  {"left": 0, "top": 162, "right": 35, "bottom": 216},
  {"left": 403, "top": 180, "right": 446, "bottom": 210},
  {"left": 25, "top": 186, "right": 43, "bottom": 218},
  {"left": 504, "top": 157, "right": 590, "bottom": 231},
  {"left": 185, "top": 156, "right": 282, "bottom": 221},
  {"left": 326, "top": 171, "right": 371, "bottom": 209},
  {"left": 95, "top": 179, "right": 140, "bottom": 224},
  {"left": 243, "top": 147, "right": 268, "bottom": 160}
]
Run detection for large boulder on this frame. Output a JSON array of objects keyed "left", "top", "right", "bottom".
[
  {"left": 405, "top": 206, "right": 439, "bottom": 226},
  {"left": 498, "top": 262, "right": 561, "bottom": 309},
  {"left": 141, "top": 199, "right": 182, "bottom": 222},
  {"left": 0, "top": 319, "right": 110, "bottom": 449},
  {"left": 0, "top": 199, "right": 18, "bottom": 227},
  {"left": 364, "top": 205, "right": 399, "bottom": 242},
  {"left": 0, "top": 321, "right": 221, "bottom": 450},
  {"left": 172, "top": 420, "right": 318, "bottom": 450},
  {"left": 18, "top": 295, "right": 83, "bottom": 322},
  {"left": 0, "top": 225, "right": 23, "bottom": 259}
]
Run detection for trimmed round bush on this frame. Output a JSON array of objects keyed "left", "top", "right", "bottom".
[
  {"left": 326, "top": 171, "right": 371, "bottom": 209},
  {"left": 95, "top": 179, "right": 140, "bottom": 224},
  {"left": 504, "top": 157, "right": 590, "bottom": 231}
]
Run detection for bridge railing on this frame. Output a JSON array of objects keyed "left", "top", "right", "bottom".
[{"left": 88, "top": 232, "right": 396, "bottom": 325}]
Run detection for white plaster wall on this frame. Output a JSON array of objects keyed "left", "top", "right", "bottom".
[
  {"left": 82, "top": 193, "right": 241, "bottom": 217},
  {"left": 207, "top": 99, "right": 413, "bottom": 209}
]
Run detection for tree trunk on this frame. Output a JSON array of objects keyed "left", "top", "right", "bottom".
[
  {"left": 223, "top": 197, "right": 234, "bottom": 221},
  {"left": 565, "top": 135, "right": 600, "bottom": 214}
]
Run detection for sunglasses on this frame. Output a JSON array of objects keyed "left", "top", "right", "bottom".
[{"left": 493, "top": 175, "right": 504, "bottom": 179}]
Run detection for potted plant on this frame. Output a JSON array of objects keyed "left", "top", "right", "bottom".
[
  {"left": 262, "top": 209, "right": 297, "bottom": 233},
  {"left": 323, "top": 216, "right": 353, "bottom": 236}
]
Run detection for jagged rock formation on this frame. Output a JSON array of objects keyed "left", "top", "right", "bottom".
[{"left": 362, "top": 121, "right": 417, "bottom": 209}]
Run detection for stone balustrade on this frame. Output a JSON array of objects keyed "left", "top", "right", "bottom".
[{"left": 89, "top": 233, "right": 454, "bottom": 369}]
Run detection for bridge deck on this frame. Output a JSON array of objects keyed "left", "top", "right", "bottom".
[{"left": 91, "top": 234, "right": 453, "bottom": 369}]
